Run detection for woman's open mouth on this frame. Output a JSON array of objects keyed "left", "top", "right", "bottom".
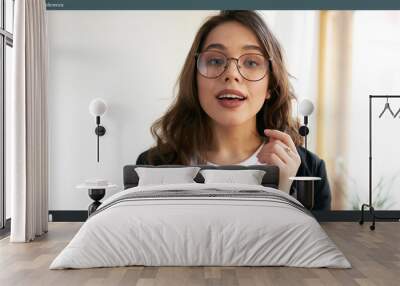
[{"left": 216, "top": 90, "right": 247, "bottom": 108}]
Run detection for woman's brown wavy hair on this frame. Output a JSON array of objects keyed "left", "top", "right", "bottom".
[{"left": 146, "top": 10, "right": 302, "bottom": 165}]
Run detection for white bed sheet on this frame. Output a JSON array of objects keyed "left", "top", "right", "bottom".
[{"left": 50, "top": 183, "right": 351, "bottom": 269}]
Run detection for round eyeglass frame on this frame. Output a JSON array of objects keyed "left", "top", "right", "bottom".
[{"left": 195, "top": 50, "right": 272, "bottom": 82}]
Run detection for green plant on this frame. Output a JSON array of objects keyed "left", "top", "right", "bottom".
[{"left": 335, "top": 157, "right": 399, "bottom": 210}]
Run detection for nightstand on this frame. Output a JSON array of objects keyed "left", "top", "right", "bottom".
[
  {"left": 289, "top": 176, "right": 321, "bottom": 210},
  {"left": 76, "top": 183, "right": 117, "bottom": 216}
]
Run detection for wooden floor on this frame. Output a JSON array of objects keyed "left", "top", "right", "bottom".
[{"left": 0, "top": 222, "right": 399, "bottom": 286}]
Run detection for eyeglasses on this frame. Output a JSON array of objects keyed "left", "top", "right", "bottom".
[{"left": 195, "top": 50, "right": 271, "bottom": 82}]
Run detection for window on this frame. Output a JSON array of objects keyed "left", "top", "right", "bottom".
[
  {"left": 5, "top": 0, "right": 13, "bottom": 33},
  {"left": 347, "top": 11, "right": 400, "bottom": 210},
  {"left": 1, "top": 0, "right": 14, "bottom": 230}
]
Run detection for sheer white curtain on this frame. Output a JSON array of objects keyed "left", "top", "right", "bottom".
[
  {"left": 260, "top": 11, "right": 320, "bottom": 150},
  {"left": 8, "top": 0, "right": 48, "bottom": 242},
  {"left": 316, "top": 11, "right": 353, "bottom": 210}
]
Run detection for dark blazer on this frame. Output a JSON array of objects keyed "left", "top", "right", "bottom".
[{"left": 136, "top": 146, "right": 331, "bottom": 211}]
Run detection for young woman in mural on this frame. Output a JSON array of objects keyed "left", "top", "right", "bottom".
[{"left": 136, "top": 10, "right": 331, "bottom": 210}]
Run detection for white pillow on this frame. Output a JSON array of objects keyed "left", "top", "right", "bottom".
[
  {"left": 200, "top": 169, "right": 266, "bottom": 185},
  {"left": 135, "top": 167, "right": 201, "bottom": 186}
]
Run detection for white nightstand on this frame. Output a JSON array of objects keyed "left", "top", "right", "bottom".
[{"left": 76, "top": 182, "right": 117, "bottom": 216}]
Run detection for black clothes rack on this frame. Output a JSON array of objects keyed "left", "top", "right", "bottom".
[{"left": 360, "top": 95, "right": 400, "bottom": 230}]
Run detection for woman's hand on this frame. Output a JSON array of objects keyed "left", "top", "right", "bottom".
[{"left": 256, "top": 129, "right": 301, "bottom": 194}]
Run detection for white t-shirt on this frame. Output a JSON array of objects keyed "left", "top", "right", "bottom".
[{"left": 206, "top": 143, "right": 264, "bottom": 166}]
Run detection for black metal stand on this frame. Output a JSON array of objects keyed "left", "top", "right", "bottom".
[
  {"left": 88, "top": 188, "right": 105, "bottom": 216},
  {"left": 297, "top": 180, "right": 315, "bottom": 210},
  {"left": 359, "top": 95, "right": 400, "bottom": 230},
  {"left": 297, "top": 115, "right": 315, "bottom": 209},
  {"left": 94, "top": 116, "right": 106, "bottom": 162}
]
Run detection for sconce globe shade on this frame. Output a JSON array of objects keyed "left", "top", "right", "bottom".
[
  {"left": 89, "top": 98, "right": 107, "bottom": 117},
  {"left": 299, "top": 99, "right": 314, "bottom": 116}
]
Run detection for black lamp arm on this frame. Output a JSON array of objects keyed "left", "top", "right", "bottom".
[
  {"left": 94, "top": 116, "right": 106, "bottom": 162},
  {"left": 303, "top": 115, "right": 308, "bottom": 125}
]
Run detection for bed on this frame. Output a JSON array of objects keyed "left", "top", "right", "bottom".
[{"left": 50, "top": 165, "right": 351, "bottom": 269}]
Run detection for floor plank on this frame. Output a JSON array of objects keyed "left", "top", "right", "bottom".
[{"left": 0, "top": 222, "right": 399, "bottom": 286}]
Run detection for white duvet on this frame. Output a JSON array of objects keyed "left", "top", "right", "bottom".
[{"left": 50, "top": 183, "right": 351, "bottom": 269}]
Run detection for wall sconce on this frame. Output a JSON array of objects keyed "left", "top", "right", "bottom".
[
  {"left": 89, "top": 98, "right": 107, "bottom": 162},
  {"left": 298, "top": 98, "right": 314, "bottom": 151}
]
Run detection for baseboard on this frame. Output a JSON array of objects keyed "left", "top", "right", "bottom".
[
  {"left": 48, "top": 210, "right": 400, "bottom": 222},
  {"left": 49, "top": 210, "right": 88, "bottom": 222},
  {"left": 313, "top": 211, "right": 400, "bottom": 222}
]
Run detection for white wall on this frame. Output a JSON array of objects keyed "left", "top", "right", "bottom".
[{"left": 47, "top": 11, "right": 319, "bottom": 210}]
